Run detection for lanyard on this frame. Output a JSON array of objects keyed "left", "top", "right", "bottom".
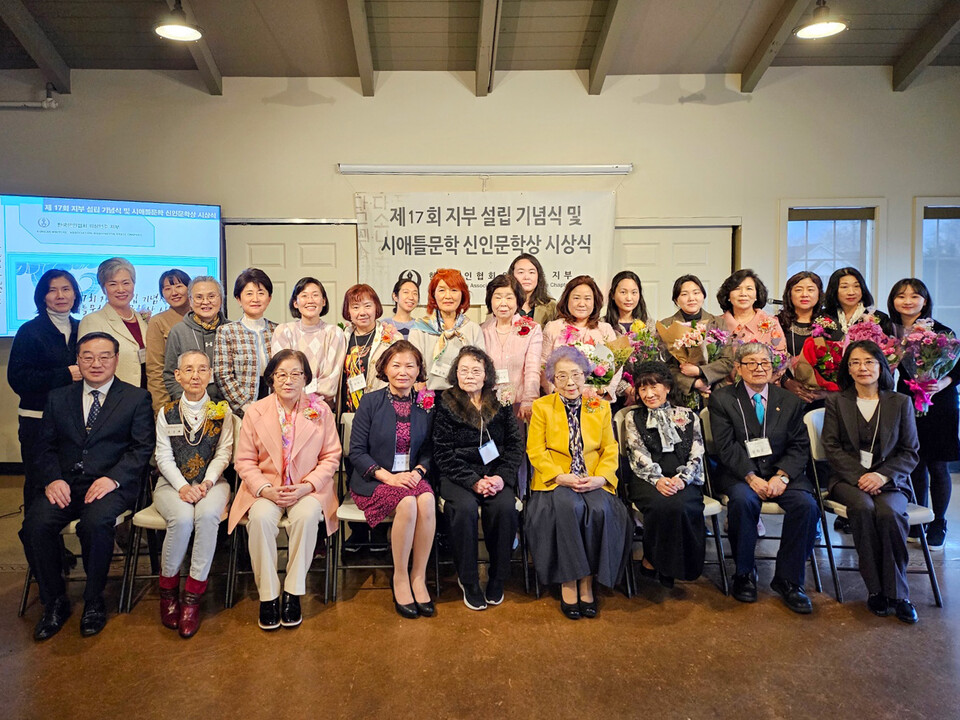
[
  {"left": 479, "top": 415, "right": 492, "bottom": 446},
  {"left": 736, "top": 396, "right": 767, "bottom": 440},
  {"left": 864, "top": 403, "right": 881, "bottom": 457}
]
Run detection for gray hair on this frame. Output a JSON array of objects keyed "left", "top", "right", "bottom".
[
  {"left": 96, "top": 257, "right": 136, "bottom": 289},
  {"left": 735, "top": 341, "right": 773, "bottom": 363},
  {"left": 177, "top": 349, "right": 211, "bottom": 369},
  {"left": 188, "top": 275, "right": 225, "bottom": 302},
  {"left": 545, "top": 345, "right": 592, "bottom": 382}
]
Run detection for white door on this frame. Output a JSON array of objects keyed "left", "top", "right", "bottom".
[
  {"left": 615, "top": 225, "right": 734, "bottom": 322},
  {"left": 223, "top": 224, "right": 358, "bottom": 324}
]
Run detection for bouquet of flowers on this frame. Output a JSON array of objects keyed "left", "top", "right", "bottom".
[
  {"left": 621, "top": 320, "right": 663, "bottom": 387},
  {"left": 795, "top": 336, "right": 844, "bottom": 392},
  {"left": 899, "top": 319, "right": 960, "bottom": 415},
  {"left": 810, "top": 315, "right": 840, "bottom": 340},
  {"left": 845, "top": 317, "right": 901, "bottom": 368},
  {"left": 656, "top": 321, "right": 730, "bottom": 367},
  {"left": 572, "top": 339, "right": 617, "bottom": 391}
]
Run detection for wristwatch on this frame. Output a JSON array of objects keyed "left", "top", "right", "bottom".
[
  {"left": 775, "top": 471, "right": 790, "bottom": 485},
  {"left": 414, "top": 466, "right": 426, "bottom": 479}
]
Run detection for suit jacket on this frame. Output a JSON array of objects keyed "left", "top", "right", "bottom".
[
  {"left": 708, "top": 382, "right": 813, "bottom": 493},
  {"left": 34, "top": 379, "right": 155, "bottom": 508},
  {"left": 78, "top": 304, "right": 148, "bottom": 387},
  {"left": 348, "top": 388, "right": 434, "bottom": 496},
  {"left": 213, "top": 319, "right": 277, "bottom": 416},
  {"left": 228, "top": 393, "right": 341, "bottom": 536},
  {"left": 658, "top": 310, "right": 735, "bottom": 395},
  {"left": 8, "top": 312, "right": 79, "bottom": 412},
  {"left": 821, "top": 387, "right": 919, "bottom": 494},
  {"left": 526, "top": 393, "right": 620, "bottom": 495},
  {"left": 531, "top": 300, "right": 557, "bottom": 327},
  {"left": 481, "top": 314, "right": 544, "bottom": 410}
]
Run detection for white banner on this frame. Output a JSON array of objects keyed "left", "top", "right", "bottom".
[{"left": 355, "top": 191, "right": 615, "bottom": 305}]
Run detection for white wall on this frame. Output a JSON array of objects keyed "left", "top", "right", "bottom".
[{"left": 0, "top": 65, "right": 958, "bottom": 461}]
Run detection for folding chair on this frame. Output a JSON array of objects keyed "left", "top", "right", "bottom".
[
  {"left": 699, "top": 408, "right": 822, "bottom": 592},
  {"left": 803, "top": 408, "right": 943, "bottom": 607},
  {"left": 613, "top": 407, "right": 729, "bottom": 596}
]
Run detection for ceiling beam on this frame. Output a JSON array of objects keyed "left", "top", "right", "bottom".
[
  {"left": 475, "top": 0, "right": 501, "bottom": 96},
  {"left": 166, "top": 0, "right": 222, "bottom": 95},
  {"left": 588, "top": 0, "right": 630, "bottom": 95},
  {"left": 740, "top": 0, "right": 810, "bottom": 93},
  {"left": 0, "top": 0, "right": 71, "bottom": 93},
  {"left": 893, "top": 0, "right": 960, "bottom": 91},
  {"left": 347, "top": 0, "right": 376, "bottom": 97}
]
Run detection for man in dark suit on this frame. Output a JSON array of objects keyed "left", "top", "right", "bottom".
[
  {"left": 708, "top": 342, "right": 819, "bottom": 613},
  {"left": 20, "top": 331, "right": 154, "bottom": 640}
]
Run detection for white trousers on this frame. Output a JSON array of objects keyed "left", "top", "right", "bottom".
[
  {"left": 246, "top": 495, "right": 324, "bottom": 601},
  {"left": 153, "top": 478, "right": 231, "bottom": 581}
]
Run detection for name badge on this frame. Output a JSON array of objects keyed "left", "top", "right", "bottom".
[
  {"left": 165, "top": 424, "right": 185, "bottom": 437},
  {"left": 137, "top": 347, "right": 147, "bottom": 364},
  {"left": 745, "top": 437, "right": 773, "bottom": 458},
  {"left": 478, "top": 439, "right": 500, "bottom": 464},
  {"left": 495, "top": 369, "right": 510, "bottom": 385},
  {"left": 392, "top": 453, "right": 410, "bottom": 472},
  {"left": 347, "top": 374, "right": 366, "bottom": 394},
  {"left": 860, "top": 450, "right": 874, "bottom": 469},
  {"left": 431, "top": 362, "right": 451, "bottom": 378}
]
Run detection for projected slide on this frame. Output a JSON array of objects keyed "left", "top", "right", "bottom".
[{"left": 1, "top": 195, "right": 221, "bottom": 337}]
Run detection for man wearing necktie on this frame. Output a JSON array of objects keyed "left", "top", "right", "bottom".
[
  {"left": 20, "top": 332, "right": 154, "bottom": 641},
  {"left": 708, "top": 342, "right": 819, "bottom": 614}
]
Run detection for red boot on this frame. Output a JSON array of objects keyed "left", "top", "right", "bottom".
[
  {"left": 158, "top": 574, "right": 180, "bottom": 629},
  {"left": 178, "top": 577, "right": 208, "bottom": 639}
]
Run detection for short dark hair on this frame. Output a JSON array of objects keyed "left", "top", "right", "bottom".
[
  {"left": 632, "top": 360, "right": 673, "bottom": 390},
  {"left": 288, "top": 277, "right": 330, "bottom": 319},
  {"left": 375, "top": 340, "right": 426, "bottom": 382},
  {"left": 887, "top": 278, "right": 933, "bottom": 324},
  {"left": 391, "top": 275, "right": 420, "bottom": 314},
  {"left": 508, "top": 253, "right": 553, "bottom": 307},
  {"left": 604, "top": 270, "right": 648, "bottom": 327},
  {"left": 77, "top": 331, "right": 119, "bottom": 354},
  {"left": 447, "top": 346, "right": 497, "bottom": 392},
  {"left": 159, "top": 269, "right": 190, "bottom": 295},
  {"left": 823, "top": 267, "right": 873, "bottom": 317},
  {"left": 778, "top": 271, "right": 824, "bottom": 329},
  {"left": 485, "top": 274, "right": 524, "bottom": 314},
  {"left": 264, "top": 348, "right": 313, "bottom": 387},
  {"left": 672, "top": 275, "right": 706, "bottom": 303},
  {"left": 342, "top": 284, "right": 384, "bottom": 322},
  {"left": 34, "top": 269, "right": 81, "bottom": 314},
  {"left": 838, "top": 340, "right": 894, "bottom": 391},
  {"left": 716, "top": 269, "right": 769, "bottom": 313},
  {"left": 233, "top": 268, "right": 273, "bottom": 300},
  {"left": 556, "top": 275, "right": 603, "bottom": 328}
]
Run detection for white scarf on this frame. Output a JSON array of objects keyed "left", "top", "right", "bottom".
[{"left": 646, "top": 405, "right": 683, "bottom": 452}]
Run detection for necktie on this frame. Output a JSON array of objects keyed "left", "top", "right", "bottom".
[
  {"left": 86, "top": 390, "right": 101, "bottom": 432},
  {"left": 753, "top": 392, "right": 764, "bottom": 426}
]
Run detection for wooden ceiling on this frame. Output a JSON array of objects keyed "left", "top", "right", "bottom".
[{"left": 1, "top": 0, "right": 958, "bottom": 96}]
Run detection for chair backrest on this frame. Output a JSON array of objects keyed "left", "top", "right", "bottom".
[
  {"left": 804, "top": 407, "right": 826, "bottom": 461},
  {"left": 613, "top": 406, "right": 630, "bottom": 451},
  {"left": 231, "top": 413, "right": 243, "bottom": 464},
  {"left": 340, "top": 412, "right": 355, "bottom": 456},
  {"left": 699, "top": 407, "right": 715, "bottom": 455}
]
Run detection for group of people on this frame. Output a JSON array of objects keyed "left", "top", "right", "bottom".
[{"left": 10, "top": 253, "right": 954, "bottom": 641}]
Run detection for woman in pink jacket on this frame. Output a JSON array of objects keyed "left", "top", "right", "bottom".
[{"left": 228, "top": 349, "right": 341, "bottom": 631}]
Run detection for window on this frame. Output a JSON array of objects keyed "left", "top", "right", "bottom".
[
  {"left": 786, "top": 207, "right": 875, "bottom": 282},
  {"left": 921, "top": 205, "right": 960, "bottom": 332}
]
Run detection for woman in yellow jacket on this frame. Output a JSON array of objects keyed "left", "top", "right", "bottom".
[{"left": 526, "top": 345, "right": 631, "bottom": 620}]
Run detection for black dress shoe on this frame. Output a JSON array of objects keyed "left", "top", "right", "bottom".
[
  {"left": 638, "top": 564, "right": 658, "bottom": 580},
  {"left": 34, "top": 595, "right": 70, "bottom": 642},
  {"left": 894, "top": 599, "right": 919, "bottom": 625},
  {"left": 658, "top": 573, "right": 675, "bottom": 589},
  {"left": 867, "top": 593, "right": 891, "bottom": 617},
  {"left": 560, "top": 599, "right": 581, "bottom": 620},
  {"left": 579, "top": 598, "right": 598, "bottom": 619},
  {"left": 732, "top": 572, "right": 758, "bottom": 603},
  {"left": 259, "top": 598, "right": 281, "bottom": 631},
  {"left": 770, "top": 576, "right": 813, "bottom": 614},
  {"left": 280, "top": 592, "right": 302, "bottom": 628},
  {"left": 394, "top": 596, "right": 419, "bottom": 619},
  {"left": 413, "top": 599, "right": 435, "bottom": 617},
  {"left": 79, "top": 597, "right": 107, "bottom": 637}
]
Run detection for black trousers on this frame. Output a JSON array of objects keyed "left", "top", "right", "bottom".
[
  {"left": 20, "top": 482, "right": 128, "bottom": 606},
  {"left": 634, "top": 481, "right": 705, "bottom": 581},
  {"left": 440, "top": 480, "right": 518, "bottom": 585},
  {"left": 725, "top": 482, "right": 819, "bottom": 585},
  {"left": 831, "top": 482, "right": 910, "bottom": 600},
  {"left": 18, "top": 416, "right": 45, "bottom": 512}
]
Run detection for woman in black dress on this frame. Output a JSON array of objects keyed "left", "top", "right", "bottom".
[
  {"left": 8, "top": 269, "right": 81, "bottom": 509},
  {"left": 887, "top": 278, "right": 959, "bottom": 548},
  {"left": 623, "top": 361, "right": 706, "bottom": 587}
]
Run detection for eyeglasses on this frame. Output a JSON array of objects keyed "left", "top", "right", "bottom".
[
  {"left": 456, "top": 367, "right": 485, "bottom": 378},
  {"left": 274, "top": 371, "right": 305, "bottom": 383},
  {"left": 555, "top": 372, "right": 585, "bottom": 382},
  {"left": 739, "top": 361, "right": 772, "bottom": 371},
  {"left": 849, "top": 360, "right": 879, "bottom": 369},
  {"left": 78, "top": 353, "right": 116, "bottom": 365}
]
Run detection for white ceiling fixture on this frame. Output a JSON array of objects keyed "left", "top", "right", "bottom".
[
  {"left": 337, "top": 164, "right": 633, "bottom": 177},
  {"left": 155, "top": 0, "right": 203, "bottom": 42},
  {"left": 793, "top": 0, "right": 848, "bottom": 40}
]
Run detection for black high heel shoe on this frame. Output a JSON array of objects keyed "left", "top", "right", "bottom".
[
  {"left": 638, "top": 564, "right": 658, "bottom": 580},
  {"left": 579, "top": 598, "right": 598, "bottom": 619},
  {"left": 414, "top": 598, "right": 435, "bottom": 617},
  {"left": 394, "top": 594, "right": 419, "bottom": 619},
  {"left": 560, "top": 599, "right": 581, "bottom": 620}
]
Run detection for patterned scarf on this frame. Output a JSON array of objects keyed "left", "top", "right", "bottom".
[
  {"left": 645, "top": 404, "right": 682, "bottom": 452},
  {"left": 275, "top": 396, "right": 298, "bottom": 486},
  {"left": 193, "top": 312, "right": 222, "bottom": 332},
  {"left": 561, "top": 395, "right": 587, "bottom": 476},
  {"left": 413, "top": 312, "right": 467, "bottom": 360}
]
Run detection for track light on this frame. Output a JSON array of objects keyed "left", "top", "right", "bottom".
[
  {"left": 155, "top": 1, "right": 203, "bottom": 42},
  {"left": 794, "top": 0, "right": 848, "bottom": 39}
]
